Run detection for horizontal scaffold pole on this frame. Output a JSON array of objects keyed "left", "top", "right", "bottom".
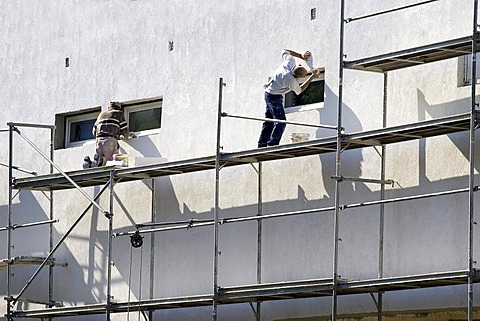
[
  {"left": 7, "top": 122, "right": 55, "bottom": 130},
  {"left": 114, "top": 206, "right": 336, "bottom": 237},
  {"left": 221, "top": 112, "right": 338, "bottom": 130},
  {"left": 135, "top": 219, "right": 212, "bottom": 228},
  {"left": 0, "top": 219, "right": 58, "bottom": 232},
  {"left": 345, "top": 0, "right": 439, "bottom": 23},
  {"left": 331, "top": 175, "right": 395, "bottom": 187},
  {"left": 340, "top": 186, "right": 479, "bottom": 210},
  {"left": 115, "top": 185, "right": 479, "bottom": 237},
  {"left": 0, "top": 162, "right": 37, "bottom": 176}
]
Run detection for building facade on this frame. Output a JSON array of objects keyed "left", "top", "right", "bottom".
[{"left": 1, "top": 0, "right": 480, "bottom": 320}]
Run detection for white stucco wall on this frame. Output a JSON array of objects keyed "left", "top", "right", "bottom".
[{"left": 1, "top": 0, "right": 480, "bottom": 320}]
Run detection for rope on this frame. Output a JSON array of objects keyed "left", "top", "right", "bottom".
[
  {"left": 137, "top": 245, "right": 143, "bottom": 321},
  {"left": 127, "top": 244, "right": 133, "bottom": 321},
  {"left": 127, "top": 232, "right": 147, "bottom": 321}
]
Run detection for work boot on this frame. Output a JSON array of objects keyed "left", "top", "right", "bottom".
[
  {"left": 82, "top": 156, "right": 92, "bottom": 169},
  {"left": 92, "top": 154, "right": 103, "bottom": 167}
]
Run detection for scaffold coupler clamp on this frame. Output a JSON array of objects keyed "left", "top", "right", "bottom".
[
  {"left": 4, "top": 295, "right": 14, "bottom": 313},
  {"left": 473, "top": 268, "right": 480, "bottom": 276},
  {"left": 130, "top": 230, "right": 143, "bottom": 248},
  {"left": 104, "top": 211, "right": 113, "bottom": 219},
  {"left": 331, "top": 175, "right": 343, "bottom": 182},
  {"left": 186, "top": 218, "right": 198, "bottom": 230},
  {"left": 10, "top": 125, "right": 20, "bottom": 134},
  {"left": 474, "top": 109, "right": 480, "bottom": 127}
]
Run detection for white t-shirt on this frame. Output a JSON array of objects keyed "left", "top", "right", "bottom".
[{"left": 264, "top": 50, "right": 302, "bottom": 95}]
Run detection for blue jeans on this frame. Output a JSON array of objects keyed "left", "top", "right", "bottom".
[{"left": 258, "top": 92, "right": 286, "bottom": 147}]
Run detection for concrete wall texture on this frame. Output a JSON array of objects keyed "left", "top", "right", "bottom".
[{"left": 1, "top": 0, "right": 480, "bottom": 320}]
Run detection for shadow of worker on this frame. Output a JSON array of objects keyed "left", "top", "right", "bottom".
[{"left": 315, "top": 84, "right": 368, "bottom": 204}]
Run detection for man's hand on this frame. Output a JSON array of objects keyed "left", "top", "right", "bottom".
[{"left": 285, "top": 49, "right": 311, "bottom": 60}]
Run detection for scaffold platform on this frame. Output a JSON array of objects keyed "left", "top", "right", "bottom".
[
  {"left": 12, "top": 112, "right": 472, "bottom": 192},
  {"left": 0, "top": 256, "right": 66, "bottom": 270},
  {"left": 344, "top": 35, "right": 480, "bottom": 72},
  {"left": 10, "top": 270, "right": 479, "bottom": 318}
]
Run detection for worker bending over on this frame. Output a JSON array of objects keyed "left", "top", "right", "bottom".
[
  {"left": 258, "top": 49, "right": 319, "bottom": 148},
  {"left": 83, "top": 101, "right": 134, "bottom": 168}
]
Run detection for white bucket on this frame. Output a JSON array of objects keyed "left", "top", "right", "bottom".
[{"left": 112, "top": 154, "right": 129, "bottom": 167}]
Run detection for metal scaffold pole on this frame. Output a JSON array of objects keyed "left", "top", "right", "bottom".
[
  {"left": 213, "top": 77, "right": 225, "bottom": 321},
  {"left": 149, "top": 179, "right": 156, "bottom": 321},
  {"left": 332, "top": 0, "right": 346, "bottom": 319},
  {"left": 6, "top": 125, "right": 14, "bottom": 321},
  {"left": 468, "top": 1, "right": 478, "bottom": 320},
  {"left": 48, "top": 126, "right": 55, "bottom": 318},
  {"left": 344, "top": 0, "right": 439, "bottom": 23},
  {"left": 106, "top": 171, "right": 115, "bottom": 321},
  {"left": 256, "top": 162, "right": 263, "bottom": 321},
  {"left": 377, "top": 72, "right": 388, "bottom": 321}
]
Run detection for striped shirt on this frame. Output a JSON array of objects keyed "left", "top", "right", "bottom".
[{"left": 93, "top": 108, "right": 129, "bottom": 139}]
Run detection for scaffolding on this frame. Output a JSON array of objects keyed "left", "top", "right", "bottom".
[{"left": 3, "top": 1, "right": 480, "bottom": 320}]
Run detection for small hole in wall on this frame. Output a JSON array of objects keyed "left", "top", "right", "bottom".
[
  {"left": 168, "top": 41, "right": 174, "bottom": 51},
  {"left": 311, "top": 8, "right": 316, "bottom": 20},
  {"left": 65, "top": 57, "right": 70, "bottom": 67}
]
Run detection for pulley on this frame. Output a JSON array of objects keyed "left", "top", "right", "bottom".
[{"left": 130, "top": 230, "right": 143, "bottom": 248}]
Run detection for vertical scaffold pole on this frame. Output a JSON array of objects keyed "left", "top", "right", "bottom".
[
  {"left": 149, "top": 179, "right": 156, "bottom": 321},
  {"left": 106, "top": 171, "right": 115, "bottom": 321},
  {"left": 256, "top": 162, "right": 263, "bottom": 321},
  {"left": 377, "top": 73, "right": 388, "bottom": 321},
  {"left": 213, "top": 77, "right": 225, "bottom": 321},
  {"left": 468, "top": 1, "right": 478, "bottom": 320},
  {"left": 332, "top": 1, "right": 346, "bottom": 320},
  {"left": 48, "top": 126, "right": 55, "bottom": 317},
  {"left": 6, "top": 125, "right": 14, "bottom": 321}
]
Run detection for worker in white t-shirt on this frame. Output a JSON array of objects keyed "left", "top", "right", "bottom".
[{"left": 258, "top": 49, "right": 318, "bottom": 147}]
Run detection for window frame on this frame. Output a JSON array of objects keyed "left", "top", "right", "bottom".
[
  {"left": 65, "top": 112, "right": 98, "bottom": 148},
  {"left": 284, "top": 69, "right": 325, "bottom": 114},
  {"left": 123, "top": 98, "right": 163, "bottom": 136},
  {"left": 57, "top": 108, "right": 100, "bottom": 149}
]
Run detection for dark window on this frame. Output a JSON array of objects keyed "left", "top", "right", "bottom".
[
  {"left": 285, "top": 80, "right": 324, "bottom": 108},
  {"left": 128, "top": 107, "right": 162, "bottom": 132},
  {"left": 55, "top": 109, "right": 100, "bottom": 149},
  {"left": 68, "top": 118, "right": 95, "bottom": 143},
  {"left": 125, "top": 99, "right": 162, "bottom": 133}
]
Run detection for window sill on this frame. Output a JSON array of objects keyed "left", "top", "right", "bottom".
[
  {"left": 64, "top": 129, "right": 160, "bottom": 149},
  {"left": 65, "top": 139, "right": 95, "bottom": 149},
  {"left": 285, "top": 101, "right": 324, "bottom": 114},
  {"left": 132, "top": 128, "right": 161, "bottom": 138}
]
